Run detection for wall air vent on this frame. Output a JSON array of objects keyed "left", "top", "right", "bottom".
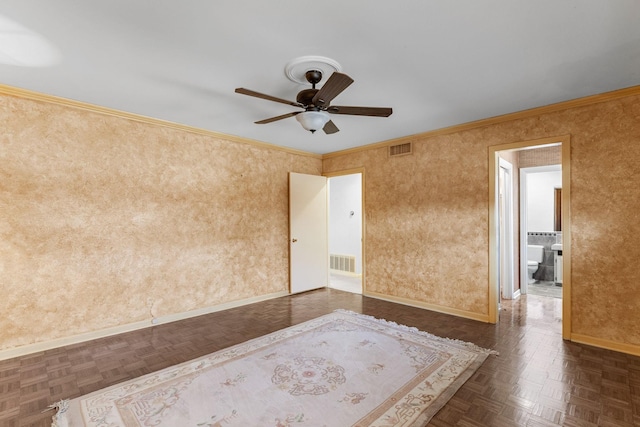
[
  {"left": 389, "top": 142, "right": 412, "bottom": 157},
  {"left": 330, "top": 254, "right": 356, "bottom": 273}
]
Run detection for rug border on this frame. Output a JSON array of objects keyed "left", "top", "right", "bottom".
[{"left": 335, "top": 309, "right": 498, "bottom": 356}]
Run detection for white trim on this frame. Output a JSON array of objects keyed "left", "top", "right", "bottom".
[
  {"left": 571, "top": 333, "right": 640, "bottom": 357},
  {"left": 365, "top": 291, "right": 490, "bottom": 323},
  {"left": 498, "top": 158, "right": 515, "bottom": 300},
  {"left": 0, "top": 291, "right": 289, "bottom": 361}
]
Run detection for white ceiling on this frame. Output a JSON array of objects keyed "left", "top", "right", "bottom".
[{"left": 1, "top": 1, "right": 640, "bottom": 154}]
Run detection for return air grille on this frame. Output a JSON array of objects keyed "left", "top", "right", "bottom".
[
  {"left": 330, "top": 254, "right": 356, "bottom": 273},
  {"left": 389, "top": 142, "right": 412, "bottom": 157}
]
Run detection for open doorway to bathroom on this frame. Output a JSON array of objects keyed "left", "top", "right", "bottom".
[
  {"left": 521, "top": 164, "right": 563, "bottom": 299},
  {"left": 325, "top": 170, "right": 363, "bottom": 294},
  {"left": 489, "top": 135, "right": 571, "bottom": 339}
]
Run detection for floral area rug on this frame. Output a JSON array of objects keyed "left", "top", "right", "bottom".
[{"left": 52, "top": 310, "right": 497, "bottom": 427}]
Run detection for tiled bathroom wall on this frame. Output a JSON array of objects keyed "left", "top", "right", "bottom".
[{"left": 518, "top": 145, "right": 562, "bottom": 168}]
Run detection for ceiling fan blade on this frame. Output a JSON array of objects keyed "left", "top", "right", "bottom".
[
  {"left": 311, "top": 72, "right": 354, "bottom": 107},
  {"left": 327, "top": 106, "right": 393, "bottom": 117},
  {"left": 254, "top": 111, "right": 301, "bottom": 124},
  {"left": 323, "top": 120, "right": 339, "bottom": 134},
  {"left": 235, "top": 88, "right": 301, "bottom": 107}
]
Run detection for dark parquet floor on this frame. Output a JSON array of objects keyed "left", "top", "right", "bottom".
[{"left": 1, "top": 289, "right": 639, "bottom": 426}]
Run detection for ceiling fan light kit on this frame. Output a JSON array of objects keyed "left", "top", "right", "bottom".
[
  {"left": 296, "top": 111, "right": 330, "bottom": 133},
  {"left": 235, "top": 56, "right": 392, "bottom": 135}
]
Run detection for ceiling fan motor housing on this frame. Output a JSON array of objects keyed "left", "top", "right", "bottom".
[{"left": 296, "top": 88, "right": 319, "bottom": 107}]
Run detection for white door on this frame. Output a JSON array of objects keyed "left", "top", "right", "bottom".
[{"left": 289, "top": 172, "right": 328, "bottom": 293}]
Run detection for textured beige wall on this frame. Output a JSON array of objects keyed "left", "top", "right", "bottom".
[
  {"left": 324, "top": 94, "right": 640, "bottom": 347},
  {"left": 0, "top": 95, "right": 321, "bottom": 351},
  {"left": 326, "top": 137, "right": 491, "bottom": 316},
  {"left": 3, "top": 89, "right": 640, "bottom": 353}
]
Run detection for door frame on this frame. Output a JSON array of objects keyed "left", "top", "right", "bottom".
[
  {"left": 498, "top": 157, "right": 515, "bottom": 300},
  {"left": 324, "top": 167, "right": 365, "bottom": 294},
  {"left": 488, "top": 135, "right": 572, "bottom": 340}
]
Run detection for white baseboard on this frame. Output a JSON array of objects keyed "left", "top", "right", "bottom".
[
  {"left": 570, "top": 333, "right": 640, "bottom": 357},
  {"left": 364, "top": 291, "right": 490, "bottom": 323},
  {"left": 0, "top": 291, "right": 289, "bottom": 361}
]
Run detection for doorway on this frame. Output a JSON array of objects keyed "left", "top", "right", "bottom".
[
  {"left": 489, "top": 135, "right": 571, "bottom": 339},
  {"left": 325, "top": 169, "right": 364, "bottom": 294},
  {"left": 520, "top": 165, "right": 562, "bottom": 298}
]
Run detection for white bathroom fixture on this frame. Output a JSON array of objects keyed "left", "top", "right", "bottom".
[
  {"left": 551, "top": 243, "right": 563, "bottom": 285},
  {"left": 527, "top": 245, "right": 545, "bottom": 283}
]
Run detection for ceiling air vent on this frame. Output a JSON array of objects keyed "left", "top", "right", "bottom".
[{"left": 389, "top": 142, "right": 412, "bottom": 157}]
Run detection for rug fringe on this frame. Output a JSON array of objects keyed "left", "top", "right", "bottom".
[
  {"left": 48, "top": 399, "right": 70, "bottom": 427},
  {"left": 333, "top": 309, "right": 499, "bottom": 356}
]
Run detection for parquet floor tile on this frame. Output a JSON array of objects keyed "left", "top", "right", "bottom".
[{"left": 1, "top": 289, "right": 639, "bottom": 426}]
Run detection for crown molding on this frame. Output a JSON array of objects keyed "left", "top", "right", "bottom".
[
  {"left": 3, "top": 82, "right": 639, "bottom": 162},
  {"left": 0, "top": 84, "right": 321, "bottom": 160},
  {"left": 322, "top": 84, "right": 640, "bottom": 159}
]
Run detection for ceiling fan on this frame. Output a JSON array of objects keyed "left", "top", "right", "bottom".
[{"left": 235, "top": 70, "right": 392, "bottom": 134}]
